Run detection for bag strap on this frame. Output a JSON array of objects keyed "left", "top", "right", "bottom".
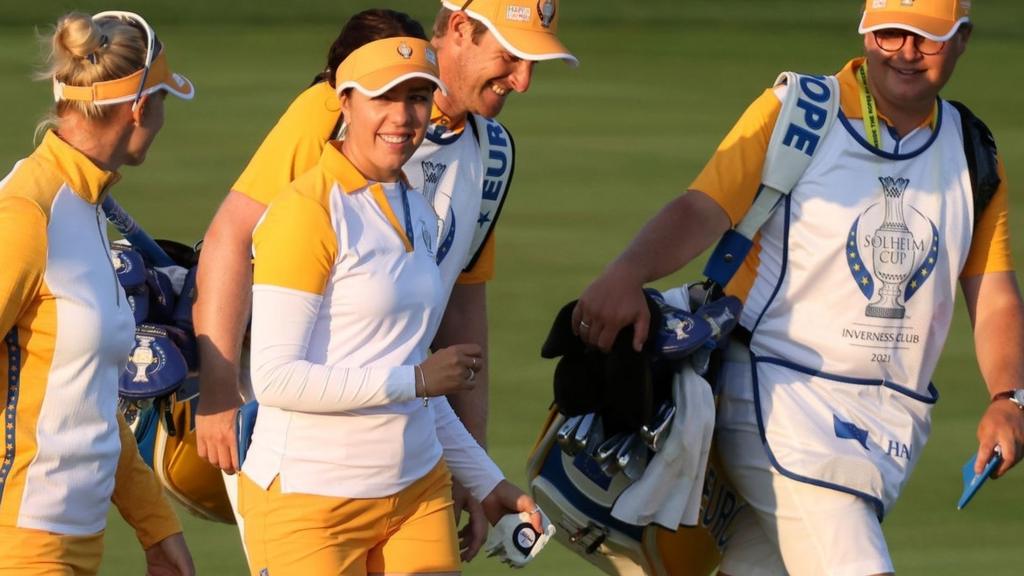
[
  {"left": 466, "top": 114, "right": 516, "bottom": 272},
  {"left": 703, "top": 72, "right": 840, "bottom": 289},
  {"left": 949, "top": 100, "right": 1002, "bottom": 224}
]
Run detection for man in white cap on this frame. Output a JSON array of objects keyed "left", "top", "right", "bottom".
[
  {"left": 573, "top": 1, "right": 1023, "bottom": 574},
  {"left": 193, "top": 1, "right": 575, "bottom": 563}
]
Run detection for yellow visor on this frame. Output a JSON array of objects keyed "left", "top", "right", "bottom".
[
  {"left": 53, "top": 50, "right": 195, "bottom": 106},
  {"left": 859, "top": 0, "right": 970, "bottom": 42},
  {"left": 443, "top": 0, "right": 578, "bottom": 66},
  {"left": 335, "top": 37, "right": 448, "bottom": 98}
]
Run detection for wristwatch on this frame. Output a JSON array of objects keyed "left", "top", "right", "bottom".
[{"left": 991, "top": 389, "right": 1024, "bottom": 410}]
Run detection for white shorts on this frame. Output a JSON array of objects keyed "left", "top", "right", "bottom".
[{"left": 715, "top": 353, "right": 895, "bottom": 576}]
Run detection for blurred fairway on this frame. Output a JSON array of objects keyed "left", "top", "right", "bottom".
[{"left": 2, "top": 1, "right": 1023, "bottom": 574}]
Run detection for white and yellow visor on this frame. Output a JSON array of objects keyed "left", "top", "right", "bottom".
[
  {"left": 335, "top": 37, "right": 448, "bottom": 98},
  {"left": 52, "top": 11, "right": 194, "bottom": 107}
]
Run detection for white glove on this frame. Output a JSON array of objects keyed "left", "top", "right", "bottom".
[{"left": 483, "top": 509, "right": 556, "bottom": 568}]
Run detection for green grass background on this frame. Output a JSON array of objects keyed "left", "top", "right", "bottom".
[{"left": 2, "top": 1, "right": 1022, "bottom": 574}]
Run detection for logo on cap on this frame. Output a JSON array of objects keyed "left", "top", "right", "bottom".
[
  {"left": 872, "top": 0, "right": 886, "bottom": 8},
  {"left": 397, "top": 42, "right": 413, "bottom": 60},
  {"left": 506, "top": 5, "right": 532, "bottom": 23},
  {"left": 538, "top": 0, "right": 556, "bottom": 28}
]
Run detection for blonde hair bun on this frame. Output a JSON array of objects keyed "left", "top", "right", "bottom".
[
  {"left": 37, "top": 11, "right": 147, "bottom": 123},
  {"left": 53, "top": 12, "right": 104, "bottom": 62}
]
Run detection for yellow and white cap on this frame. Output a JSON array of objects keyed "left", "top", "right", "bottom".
[
  {"left": 442, "top": 0, "right": 578, "bottom": 66},
  {"left": 859, "top": 0, "right": 971, "bottom": 42},
  {"left": 335, "top": 37, "right": 448, "bottom": 97},
  {"left": 53, "top": 11, "right": 194, "bottom": 107}
]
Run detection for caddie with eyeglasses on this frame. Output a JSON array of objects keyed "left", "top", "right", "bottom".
[{"left": 572, "top": 1, "right": 1024, "bottom": 574}]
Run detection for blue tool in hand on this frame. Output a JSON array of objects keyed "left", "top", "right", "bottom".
[{"left": 957, "top": 448, "right": 1002, "bottom": 510}]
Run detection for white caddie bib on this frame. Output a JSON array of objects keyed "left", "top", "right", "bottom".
[
  {"left": 742, "top": 93, "right": 975, "bottom": 516},
  {"left": 406, "top": 116, "right": 514, "bottom": 297},
  {"left": 407, "top": 125, "right": 485, "bottom": 294}
]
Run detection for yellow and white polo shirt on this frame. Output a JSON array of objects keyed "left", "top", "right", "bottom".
[
  {"left": 246, "top": 142, "right": 502, "bottom": 501},
  {"left": 0, "top": 131, "right": 179, "bottom": 544},
  {"left": 233, "top": 82, "right": 498, "bottom": 285}
]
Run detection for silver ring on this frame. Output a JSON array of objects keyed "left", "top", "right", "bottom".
[
  {"left": 467, "top": 369, "right": 476, "bottom": 382},
  {"left": 579, "top": 320, "right": 591, "bottom": 330}
]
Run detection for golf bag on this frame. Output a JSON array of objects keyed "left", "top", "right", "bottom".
[
  {"left": 131, "top": 376, "right": 235, "bottom": 523},
  {"left": 109, "top": 199, "right": 234, "bottom": 524},
  {"left": 527, "top": 286, "right": 744, "bottom": 576}
]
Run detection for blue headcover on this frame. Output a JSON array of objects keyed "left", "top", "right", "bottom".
[
  {"left": 645, "top": 288, "right": 742, "bottom": 359},
  {"left": 119, "top": 324, "right": 189, "bottom": 399},
  {"left": 126, "top": 284, "right": 150, "bottom": 324},
  {"left": 171, "top": 266, "right": 197, "bottom": 333},
  {"left": 112, "top": 246, "right": 147, "bottom": 291},
  {"left": 146, "top": 268, "right": 177, "bottom": 323},
  {"left": 163, "top": 323, "right": 198, "bottom": 372}
]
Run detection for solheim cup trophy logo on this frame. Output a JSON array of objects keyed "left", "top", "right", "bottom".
[
  {"left": 866, "top": 177, "right": 914, "bottom": 318},
  {"left": 130, "top": 335, "right": 158, "bottom": 382},
  {"left": 846, "top": 176, "right": 941, "bottom": 319}
]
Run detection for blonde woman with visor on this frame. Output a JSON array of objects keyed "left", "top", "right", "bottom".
[
  {"left": 241, "top": 34, "right": 543, "bottom": 576},
  {"left": 0, "top": 10, "right": 195, "bottom": 576}
]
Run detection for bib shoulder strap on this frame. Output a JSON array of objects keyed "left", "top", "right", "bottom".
[
  {"left": 466, "top": 114, "right": 516, "bottom": 272},
  {"left": 948, "top": 100, "right": 1001, "bottom": 224},
  {"left": 703, "top": 72, "right": 840, "bottom": 287}
]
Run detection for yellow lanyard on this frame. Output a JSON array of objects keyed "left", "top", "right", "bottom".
[
  {"left": 856, "top": 63, "right": 938, "bottom": 149},
  {"left": 856, "top": 63, "right": 883, "bottom": 149},
  {"left": 369, "top": 182, "right": 414, "bottom": 253}
]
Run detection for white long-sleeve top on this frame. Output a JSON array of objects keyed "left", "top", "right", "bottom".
[
  {"left": 244, "top": 143, "right": 502, "bottom": 501},
  {"left": 0, "top": 131, "right": 181, "bottom": 543}
]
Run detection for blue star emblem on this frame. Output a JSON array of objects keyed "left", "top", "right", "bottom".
[{"left": 477, "top": 211, "right": 492, "bottom": 228}]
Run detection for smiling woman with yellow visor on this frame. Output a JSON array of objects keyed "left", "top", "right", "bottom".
[
  {"left": 0, "top": 10, "right": 194, "bottom": 576},
  {"left": 241, "top": 34, "right": 542, "bottom": 576}
]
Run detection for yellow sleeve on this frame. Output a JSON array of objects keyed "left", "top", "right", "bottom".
[
  {"left": 0, "top": 196, "right": 47, "bottom": 336},
  {"left": 111, "top": 412, "right": 182, "bottom": 549},
  {"left": 962, "top": 155, "right": 1013, "bottom": 277},
  {"left": 457, "top": 232, "right": 496, "bottom": 285},
  {"left": 232, "top": 83, "right": 342, "bottom": 206},
  {"left": 253, "top": 181, "right": 338, "bottom": 294},
  {"left": 689, "top": 89, "right": 782, "bottom": 226}
]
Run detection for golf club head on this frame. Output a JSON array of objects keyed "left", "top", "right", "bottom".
[
  {"left": 572, "top": 413, "right": 596, "bottom": 454},
  {"left": 642, "top": 403, "right": 676, "bottom": 452},
  {"left": 595, "top": 433, "right": 629, "bottom": 466},
  {"left": 584, "top": 415, "right": 605, "bottom": 458},
  {"left": 615, "top": 433, "right": 639, "bottom": 470},
  {"left": 557, "top": 415, "right": 584, "bottom": 455},
  {"left": 622, "top": 438, "right": 649, "bottom": 481}
]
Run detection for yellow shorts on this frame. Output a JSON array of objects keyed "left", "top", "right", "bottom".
[
  {"left": 240, "top": 460, "right": 460, "bottom": 575},
  {"left": 0, "top": 526, "right": 103, "bottom": 576}
]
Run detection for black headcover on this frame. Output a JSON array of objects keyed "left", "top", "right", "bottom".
[{"left": 541, "top": 296, "right": 674, "bottom": 438}]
